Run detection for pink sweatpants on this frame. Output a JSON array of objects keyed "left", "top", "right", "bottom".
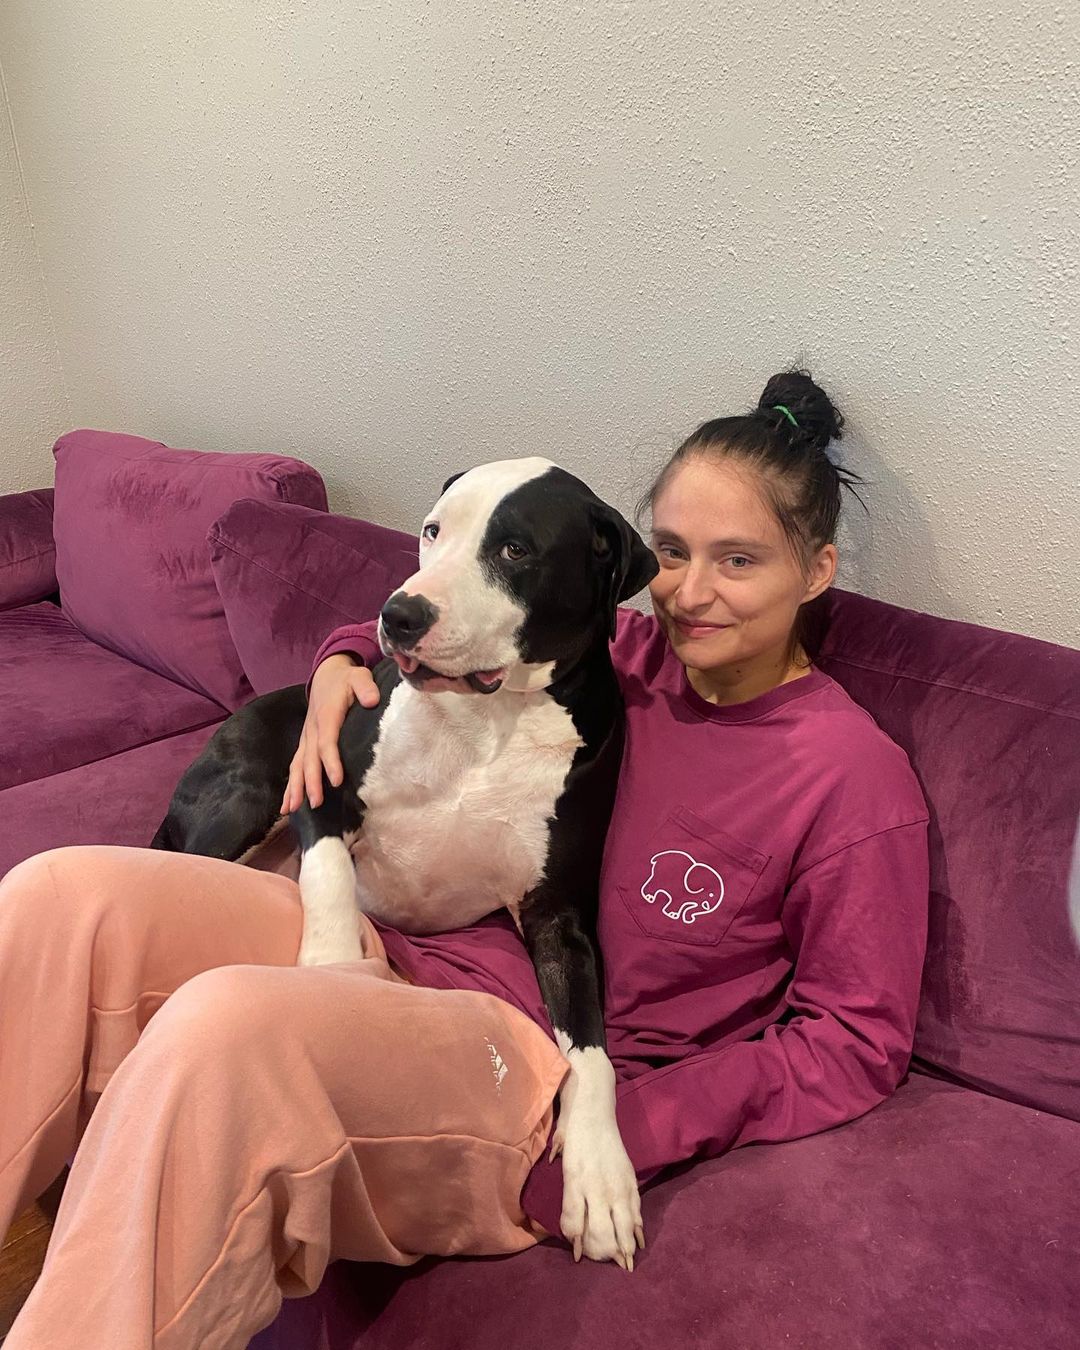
[{"left": 0, "top": 846, "right": 568, "bottom": 1350}]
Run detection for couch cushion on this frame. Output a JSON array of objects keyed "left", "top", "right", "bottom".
[
  {"left": 0, "top": 603, "right": 224, "bottom": 792},
  {"left": 210, "top": 499, "right": 417, "bottom": 694},
  {"left": 0, "top": 488, "right": 56, "bottom": 610},
  {"left": 252, "top": 1074, "right": 1080, "bottom": 1350},
  {"left": 0, "top": 721, "right": 222, "bottom": 878},
  {"left": 808, "top": 590, "right": 1080, "bottom": 1122},
  {"left": 52, "top": 429, "right": 328, "bottom": 710}
]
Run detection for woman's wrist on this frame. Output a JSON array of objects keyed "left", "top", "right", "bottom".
[{"left": 319, "top": 652, "right": 358, "bottom": 673}]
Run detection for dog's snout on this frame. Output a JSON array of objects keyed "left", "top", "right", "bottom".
[{"left": 380, "top": 592, "right": 438, "bottom": 648}]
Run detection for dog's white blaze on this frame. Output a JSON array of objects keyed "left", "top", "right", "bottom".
[
  {"left": 396, "top": 457, "right": 557, "bottom": 680},
  {"left": 347, "top": 679, "right": 582, "bottom": 933},
  {"left": 297, "top": 837, "right": 367, "bottom": 965}
]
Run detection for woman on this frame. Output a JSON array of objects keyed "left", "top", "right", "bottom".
[{"left": 0, "top": 372, "right": 928, "bottom": 1349}]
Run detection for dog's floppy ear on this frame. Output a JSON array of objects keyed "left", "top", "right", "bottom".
[
  {"left": 441, "top": 471, "right": 465, "bottom": 495},
  {"left": 590, "top": 501, "right": 659, "bottom": 640}
]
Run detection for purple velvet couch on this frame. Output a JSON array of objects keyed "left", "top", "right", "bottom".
[
  {"left": 0, "top": 430, "right": 329, "bottom": 875},
  {"left": 3, "top": 436, "right": 1079, "bottom": 1348}
]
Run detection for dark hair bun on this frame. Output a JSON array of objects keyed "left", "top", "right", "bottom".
[{"left": 757, "top": 371, "right": 843, "bottom": 453}]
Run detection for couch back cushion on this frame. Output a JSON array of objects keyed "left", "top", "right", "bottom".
[
  {"left": 210, "top": 499, "right": 417, "bottom": 694},
  {"left": 52, "top": 430, "right": 327, "bottom": 709},
  {"left": 0, "top": 488, "right": 56, "bottom": 610},
  {"left": 809, "top": 589, "right": 1080, "bottom": 1121}
]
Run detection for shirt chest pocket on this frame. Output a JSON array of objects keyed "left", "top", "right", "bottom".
[{"left": 615, "top": 808, "right": 770, "bottom": 947}]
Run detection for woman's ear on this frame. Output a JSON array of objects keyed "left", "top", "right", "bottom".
[{"left": 803, "top": 543, "right": 837, "bottom": 603}]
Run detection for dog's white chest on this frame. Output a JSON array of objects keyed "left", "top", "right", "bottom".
[{"left": 351, "top": 685, "right": 582, "bottom": 932}]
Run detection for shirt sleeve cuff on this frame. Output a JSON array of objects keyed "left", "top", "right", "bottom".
[
  {"left": 520, "top": 1153, "right": 567, "bottom": 1245},
  {"left": 307, "top": 626, "right": 383, "bottom": 697}
]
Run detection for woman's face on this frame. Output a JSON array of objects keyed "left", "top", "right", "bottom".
[{"left": 648, "top": 455, "right": 835, "bottom": 685}]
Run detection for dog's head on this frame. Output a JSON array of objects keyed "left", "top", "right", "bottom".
[{"left": 380, "top": 458, "right": 658, "bottom": 694}]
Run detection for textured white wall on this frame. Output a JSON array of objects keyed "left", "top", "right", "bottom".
[
  {"left": 1, "top": 1, "right": 1077, "bottom": 644},
  {"left": 0, "top": 59, "right": 69, "bottom": 493}
]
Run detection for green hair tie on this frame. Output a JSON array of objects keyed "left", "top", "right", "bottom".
[{"left": 772, "top": 404, "right": 799, "bottom": 429}]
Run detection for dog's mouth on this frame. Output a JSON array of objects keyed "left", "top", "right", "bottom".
[{"left": 391, "top": 651, "right": 506, "bottom": 695}]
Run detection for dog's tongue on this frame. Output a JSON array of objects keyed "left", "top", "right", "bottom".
[
  {"left": 463, "top": 667, "right": 506, "bottom": 694},
  {"left": 393, "top": 653, "right": 420, "bottom": 675}
]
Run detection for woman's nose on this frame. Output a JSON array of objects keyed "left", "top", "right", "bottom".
[{"left": 676, "top": 562, "right": 715, "bottom": 611}]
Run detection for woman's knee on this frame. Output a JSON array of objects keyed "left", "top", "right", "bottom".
[
  {"left": 143, "top": 964, "right": 290, "bottom": 1064},
  {"left": 1, "top": 847, "right": 91, "bottom": 919},
  {"left": 0, "top": 846, "right": 148, "bottom": 933}
]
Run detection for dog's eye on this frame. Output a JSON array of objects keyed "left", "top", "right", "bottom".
[
  {"left": 421, "top": 522, "right": 440, "bottom": 542},
  {"left": 500, "top": 541, "right": 528, "bottom": 562}
]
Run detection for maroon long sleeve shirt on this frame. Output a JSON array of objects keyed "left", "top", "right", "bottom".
[{"left": 309, "top": 609, "right": 930, "bottom": 1235}]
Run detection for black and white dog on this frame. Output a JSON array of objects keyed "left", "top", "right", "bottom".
[{"left": 152, "top": 458, "right": 658, "bottom": 1266}]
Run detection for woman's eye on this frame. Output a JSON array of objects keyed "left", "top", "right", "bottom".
[
  {"left": 421, "top": 522, "right": 440, "bottom": 542},
  {"left": 728, "top": 555, "right": 752, "bottom": 569},
  {"left": 656, "top": 544, "right": 686, "bottom": 562},
  {"left": 500, "top": 541, "right": 528, "bottom": 562}
]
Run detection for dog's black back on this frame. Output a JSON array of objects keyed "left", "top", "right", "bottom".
[
  {"left": 151, "top": 659, "right": 402, "bottom": 861},
  {"left": 151, "top": 685, "right": 308, "bottom": 859}
]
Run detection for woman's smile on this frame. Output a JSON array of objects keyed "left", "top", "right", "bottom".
[{"left": 670, "top": 615, "right": 733, "bottom": 639}]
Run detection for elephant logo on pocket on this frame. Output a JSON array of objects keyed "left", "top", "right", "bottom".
[{"left": 641, "top": 850, "right": 724, "bottom": 925}]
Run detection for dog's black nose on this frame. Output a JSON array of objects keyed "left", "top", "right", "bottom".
[{"left": 380, "top": 593, "right": 438, "bottom": 648}]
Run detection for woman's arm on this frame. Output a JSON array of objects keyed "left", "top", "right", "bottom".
[
  {"left": 308, "top": 608, "right": 653, "bottom": 695},
  {"left": 308, "top": 620, "right": 383, "bottom": 687},
  {"left": 285, "top": 609, "right": 659, "bottom": 814},
  {"left": 523, "top": 819, "right": 930, "bottom": 1232},
  {"left": 280, "top": 620, "right": 385, "bottom": 813}
]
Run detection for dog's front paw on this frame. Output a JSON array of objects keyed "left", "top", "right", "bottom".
[{"left": 558, "top": 1124, "right": 644, "bottom": 1271}]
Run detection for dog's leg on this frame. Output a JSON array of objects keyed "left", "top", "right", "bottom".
[
  {"left": 291, "top": 778, "right": 366, "bottom": 966},
  {"left": 520, "top": 902, "right": 643, "bottom": 1272},
  {"left": 288, "top": 670, "right": 401, "bottom": 966}
]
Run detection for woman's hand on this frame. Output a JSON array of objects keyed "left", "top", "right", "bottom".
[{"left": 280, "top": 654, "right": 381, "bottom": 813}]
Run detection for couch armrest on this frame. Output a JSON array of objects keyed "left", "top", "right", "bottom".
[{"left": 0, "top": 488, "right": 57, "bottom": 610}]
